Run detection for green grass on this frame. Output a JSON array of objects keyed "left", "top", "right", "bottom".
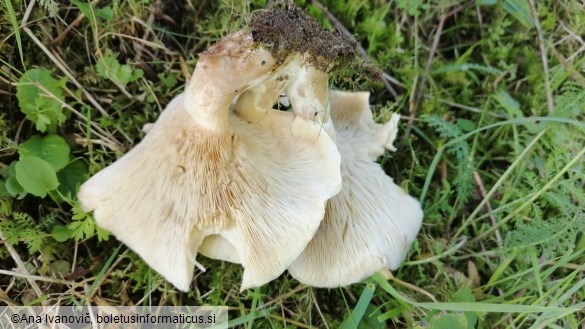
[{"left": 1, "top": 0, "right": 584, "bottom": 328}]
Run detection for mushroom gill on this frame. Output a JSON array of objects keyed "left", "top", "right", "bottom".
[{"left": 287, "top": 90, "right": 424, "bottom": 287}]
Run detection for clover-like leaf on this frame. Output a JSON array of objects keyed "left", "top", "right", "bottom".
[
  {"left": 19, "top": 135, "right": 71, "bottom": 172},
  {"left": 16, "top": 68, "right": 67, "bottom": 132},
  {"left": 15, "top": 156, "right": 59, "bottom": 197},
  {"left": 96, "top": 53, "right": 144, "bottom": 87}
]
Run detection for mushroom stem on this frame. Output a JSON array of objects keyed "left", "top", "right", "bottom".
[
  {"left": 184, "top": 31, "right": 279, "bottom": 131},
  {"left": 185, "top": 68, "right": 232, "bottom": 131}
]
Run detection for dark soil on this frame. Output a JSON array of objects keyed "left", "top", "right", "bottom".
[{"left": 247, "top": 0, "right": 357, "bottom": 72}]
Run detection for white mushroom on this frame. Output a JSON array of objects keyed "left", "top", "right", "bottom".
[
  {"left": 255, "top": 61, "right": 422, "bottom": 286},
  {"left": 287, "top": 90, "right": 423, "bottom": 287},
  {"left": 78, "top": 31, "right": 341, "bottom": 291}
]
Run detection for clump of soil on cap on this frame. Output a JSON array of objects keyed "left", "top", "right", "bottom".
[{"left": 248, "top": 1, "right": 357, "bottom": 72}]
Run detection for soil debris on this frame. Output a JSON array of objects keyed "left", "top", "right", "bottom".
[{"left": 247, "top": 1, "right": 357, "bottom": 72}]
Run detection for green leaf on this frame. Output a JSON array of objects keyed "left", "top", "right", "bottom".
[
  {"left": 0, "top": 180, "right": 8, "bottom": 197},
  {"left": 96, "top": 6, "right": 114, "bottom": 22},
  {"left": 70, "top": 0, "right": 112, "bottom": 24},
  {"left": 96, "top": 53, "right": 144, "bottom": 87},
  {"left": 39, "top": 0, "right": 59, "bottom": 17},
  {"left": 415, "top": 302, "right": 571, "bottom": 313},
  {"left": 67, "top": 221, "right": 84, "bottom": 240},
  {"left": 5, "top": 162, "right": 26, "bottom": 199},
  {"left": 493, "top": 89, "right": 523, "bottom": 118},
  {"left": 428, "top": 312, "right": 468, "bottom": 329},
  {"left": 158, "top": 72, "right": 178, "bottom": 89},
  {"left": 0, "top": 199, "right": 11, "bottom": 217},
  {"left": 452, "top": 287, "right": 478, "bottom": 328},
  {"left": 68, "top": 207, "right": 109, "bottom": 241},
  {"left": 5, "top": 175, "right": 25, "bottom": 198},
  {"left": 358, "top": 304, "right": 386, "bottom": 329},
  {"left": 57, "top": 160, "right": 88, "bottom": 196},
  {"left": 433, "top": 63, "right": 502, "bottom": 75},
  {"left": 477, "top": 0, "right": 497, "bottom": 5},
  {"left": 504, "top": 216, "right": 580, "bottom": 259},
  {"left": 70, "top": 0, "right": 95, "bottom": 24},
  {"left": 15, "top": 157, "right": 59, "bottom": 197},
  {"left": 16, "top": 68, "right": 67, "bottom": 132},
  {"left": 50, "top": 260, "right": 71, "bottom": 277},
  {"left": 19, "top": 135, "right": 71, "bottom": 172},
  {"left": 96, "top": 225, "right": 110, "bottom": 241},
  {"left": 456, "top": 119, "right": 476, "bottom": 132},
  {"left": 52, "top": 225, "right": 72, "bottom": 242},
  {"left": 396, "top": 0, "right": 427, "bottom": 16},
  {"left": 503, "top": 0, "right": 534, "bottom": 28}
]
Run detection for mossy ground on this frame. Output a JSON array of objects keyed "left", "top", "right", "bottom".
[{"left": 1, "top": 1, "right": 584, "bottom": 328}]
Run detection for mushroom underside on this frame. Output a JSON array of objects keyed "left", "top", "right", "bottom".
[
  {"left": 287, "top": 135, "right": 423, "bottom": 287},
  {"left": 288, "top": 90, "right": 422, "bottom": 287},
  {"left": 201, "top": 90, "right": 423, "bottom": 288},
  {"left": 78, "top": 93, "right": 341, "bottom": 291}
]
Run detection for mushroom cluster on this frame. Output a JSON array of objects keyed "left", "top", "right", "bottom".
[{"left": 78, "top": 4, "right": 423, "bottom": 291}]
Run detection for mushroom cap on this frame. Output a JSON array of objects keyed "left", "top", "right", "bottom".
[
  {"left": 287, "top": 90, "right": 423, "bottom": 288},
  {"left": 78, "top": 34, "right": 342, "bottom": 291}
]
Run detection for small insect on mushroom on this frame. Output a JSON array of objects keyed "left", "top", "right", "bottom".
[{"left": 78, "top": 31, "right": 341, "bottom": 291}]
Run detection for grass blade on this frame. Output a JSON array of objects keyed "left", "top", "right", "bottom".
[
  {"left": 4, "top": 0, "right": 25, "bottom": 68},
  {"left": 340, "top": 283, "right": 376, "bottom": 329}
]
